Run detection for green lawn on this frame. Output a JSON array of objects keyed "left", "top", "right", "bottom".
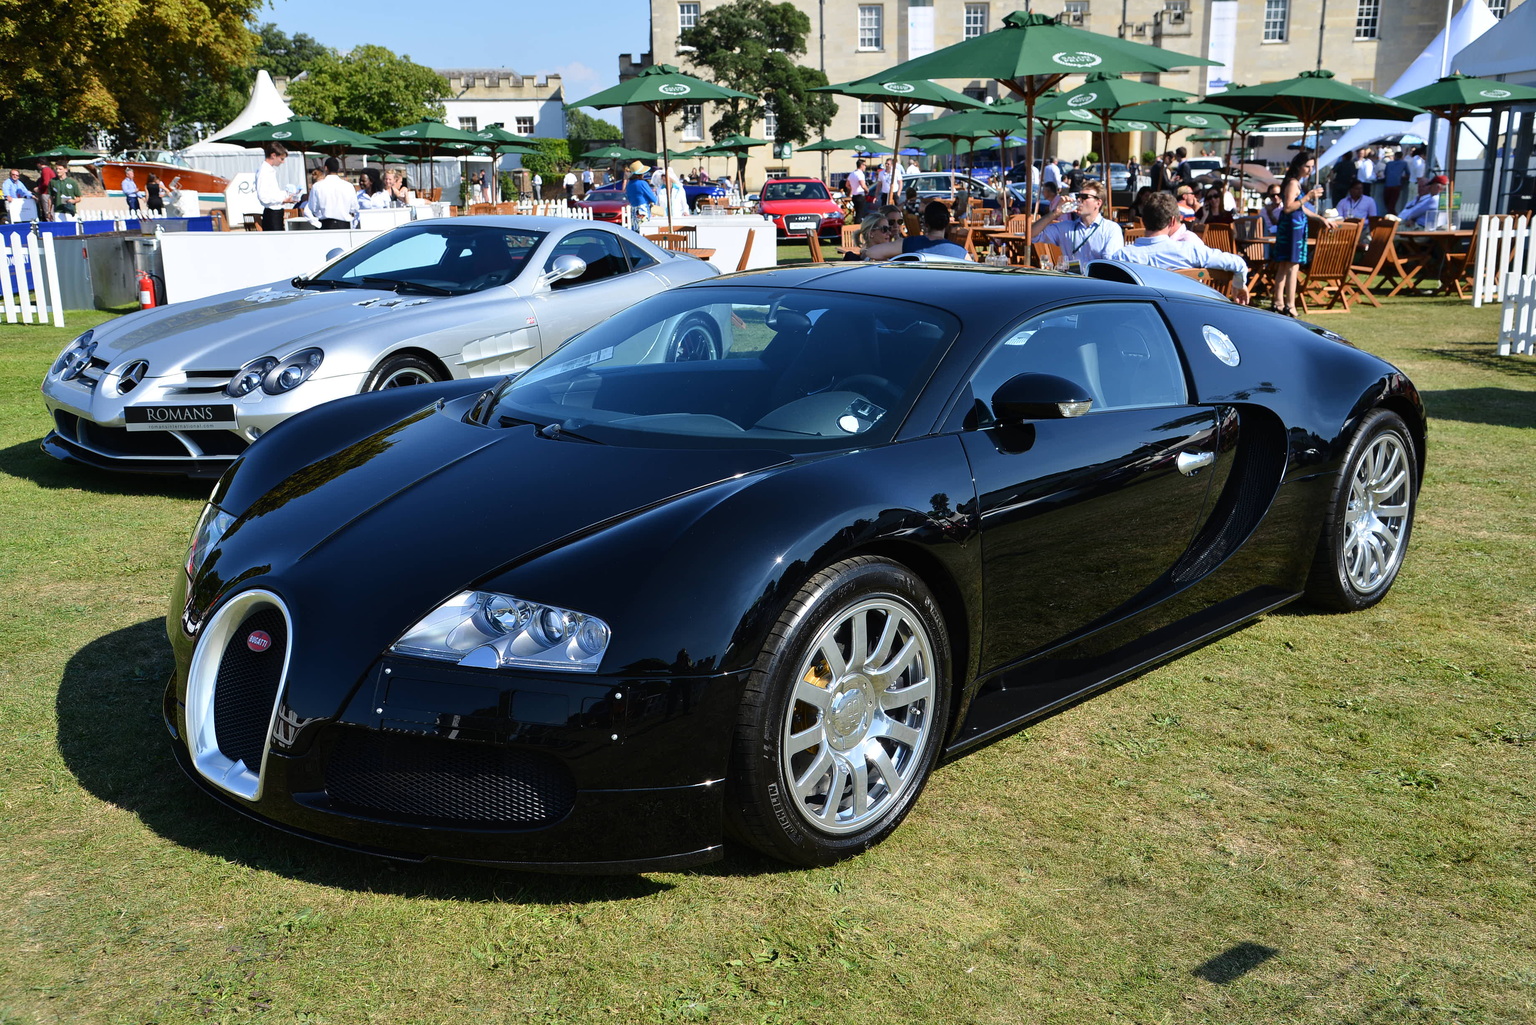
[{"left": 1, "top": 297, "right": 1532, "bottom": 1025}]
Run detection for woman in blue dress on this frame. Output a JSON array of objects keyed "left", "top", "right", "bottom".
[{"left": 1271, "top": 149, "right": 1326, "bottom": 317}]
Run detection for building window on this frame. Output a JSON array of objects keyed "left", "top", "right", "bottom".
[
  {"left": 681, "top": 103, "right": 703, "bottom": 142},
  {"left": 679, "top": 2, "right": 699, "bottom": 30},
  {"left": 1351, "top": 78, "right": 1375, "bottom": 93},
  {"left": 763, "top": 107, "right": 778, "bottom": 141},
  {"left": 964, "top": 3, "right": 988, "bottom": 38},
  {"left": 1263, "top": 0, "right": 1288, "bottom": 42},
  {"left": 859, "top": 101, "right": 883, "bottom": 138},
  {"left": 1487, "top": 0, "right": 1506, "bottom": 16},
  {"left": 1354, "top": 0, "right": 1379, "bottom": 39},
  {"left": 858, "top": 6, "right": 883, "bottom": 50},
  {"left": 1063, "top": 0, "right": 1088, "bottom": 21},
  {"left": 514, "top": 116, "right": 534, "bottom": 135},
  {"left": 458, "top": 117, "right": 478, "bottom": 133}
]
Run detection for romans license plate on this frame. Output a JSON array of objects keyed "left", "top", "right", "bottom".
[{"left": 125, "top": 404, "right": 238, "bottom": 431}]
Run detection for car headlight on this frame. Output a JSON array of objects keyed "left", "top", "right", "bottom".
[
  {"left": 185, "top": 503, "right": 235, "bottom": 581},
  {"left": 391, "top": 590, "right": 612, "bottom": 673},
  {"left": 227, "top": 347, "right": 324, "bottom": 397},
  {"left": 51, "top": 329, "right": 96, "bottom": 380}
]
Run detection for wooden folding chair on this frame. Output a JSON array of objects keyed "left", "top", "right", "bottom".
[
  {"left": 1298, "top": 220, "right": 1363, "bottom": 313},
  {"left": 1439, "top": 218, "right": 1481, "bottom": 300},
  {"left": 947, "top": 225, "right": 979, "bottom": 262},
  {"left": 1032, "top": 242, "right": 1063, "bottom": 269},
  {"left": 468, "top": 203, "right": 494, "bottom": 215},
  {"left": 735, "top": 228, "right": 754, "bottom": 272},
  {"left": 840, "top": 224, "right": 862, "bottom": 254},
  {"left": 1005, "top": 213, "right": 1029, "bottom": 235},
  {"left": 1002, "top": 237, "right": 1032, "bottom": 266},
  {"left": 645, "top": 231, "right": 691, "bottom": 251},
  {"left": 1346, "top": 219, "right": 1400, "bottom": 309},
  {"left": 904, "top": 213, "right": 921, "bottom": 237},
  {"left": 1123, "top": 227, "right": 1145, "bottom": 243},
  {"left": 1201, "top": 222, "right": 1236, "bottom": 254},
  {"left": 805, "top": 231, "right": 826, "bottom": 262}
]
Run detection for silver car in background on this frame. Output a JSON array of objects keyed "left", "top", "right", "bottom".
[{"left": 42, "top": 217, "right": 719, "bottom": 477}]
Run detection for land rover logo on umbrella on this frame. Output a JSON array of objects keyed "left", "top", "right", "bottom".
[
  {"left": 660, "top": 83, "right": 691, "bottom": 95},
  {"left": 1053, "top": 51, "right": 1103, "bottom": 69},
  {"left": 1186, "top": 115, "right": 1209, "bottom": 126},
  {"left": 883, "top": 83, "right": 916, "bottom": 94},
  {"left": 1068, "top": 110, "right": 1094, "bottom": 120},
  {"left": 1480, "top": 89, "right": 1512, "bottom": 99},
  {"left": 273, "top": 131, "right": 292, "bottom": 139},
  {"left": 118, "top": 360, "right": 149, "bottom": 394},
  {"left": 400, "top": 129, "right": 419, "bottom": 136},
  {"left": 1068, "top": 93, "right": 1097, "bottom": 107},
  {"left": 1125, "top": 121, "right": 1150, "bottom": 130},
  {"left": 247, "top": 630, "right": 273, "bottom": 652}
]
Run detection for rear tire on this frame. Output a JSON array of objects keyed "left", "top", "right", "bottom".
[
  {"left": 366, "top": 354, "right": 443, "bottom": 391},
  {"left": 726, "top": 557, "right": 950, "bottom": 866},
  {"left": 1305, "top": 408, "right": 1417, "bottom": 611}
]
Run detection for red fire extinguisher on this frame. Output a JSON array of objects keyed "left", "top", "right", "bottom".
[{"left": 137, "top": 269, "right": 157, "bottom": 309}]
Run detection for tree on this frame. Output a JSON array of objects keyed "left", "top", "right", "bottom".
[
  {"left": 566, "top": 109, "right": 621, "bottom": 161},
  {"left": 519, "top": 138, "right": 572, "bottom": 179},
  {"left": 284, "top": 46, "right": 449, "bottom": 135},
  {"left": 0, "top": 0, "right": 262, "bottom": 154},
  {"left": 679, "top": 0, "right": 836, "bottom": 166},
  {"left": 158, "top": 24, "right": 336, "bottom": 146}
]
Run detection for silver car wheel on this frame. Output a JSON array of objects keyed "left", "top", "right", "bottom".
[
  {"left": 1343, "top": 430, "right": 1412, "bottom": 592},
  {"left": 781, "top": 595, "right": 938, "bottom": 836}
]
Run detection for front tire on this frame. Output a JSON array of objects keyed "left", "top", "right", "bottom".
[
  {"left": 667, "top": 313, "right": 722, "bottom": 362},
  {"left": 727, "top": 557, "right": 950, "bottom": 866},
  {"left": 1305, "top": 408, "right": 1418, "bottom": 611},
  {"left": 365, "top": 354, "right": 443, "bottom": 391}
]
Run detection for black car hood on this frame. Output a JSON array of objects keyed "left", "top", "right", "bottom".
[{"left": 206, "top": 395, "right": 791, "bottom": 607}]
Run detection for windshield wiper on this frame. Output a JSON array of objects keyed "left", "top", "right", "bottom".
[
  {"left": 291, "top": 276, "right": 363, "bottom": 289},
  {"left": 536, "top": 422, "right": 602, "bottom": 444},
  {"left": 360, "top": 276, "right": 454, "bottom": 296}
]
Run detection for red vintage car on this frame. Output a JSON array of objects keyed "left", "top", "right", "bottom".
[{"left": 756, "top": 177, "right": 844, "bottom": 240}]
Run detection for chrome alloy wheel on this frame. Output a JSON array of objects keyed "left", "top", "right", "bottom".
[
  {"left": 1343, "top": 430, "right": 1412, "bottom": 592},
  {"left": 781, "top": 596, "right": 938, "bottom": 835},
  {"left": 378, "top": 365, "right": 436, "bottom": 388}
]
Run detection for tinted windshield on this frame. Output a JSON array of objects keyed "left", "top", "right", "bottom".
[
  {"left": 309, "top": 223, "right": 545, "bottom": 294},
  {"left": 489, "top": 285, "right": 960, "bottom": 451},
  {"left": 763, "top": 180, "right": 830, "bottom": 202}
]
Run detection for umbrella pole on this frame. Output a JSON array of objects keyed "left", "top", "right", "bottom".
[
  {"left": 1446, "top": 114, "right": 1461, "bottom": 227},
  {"left": 1100, "top": 118, "right": 1112, "bottom": 211}
]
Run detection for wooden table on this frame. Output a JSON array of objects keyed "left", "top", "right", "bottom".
[{"left": 1396, "top": 229, "right": 1474, "bottom": 296}]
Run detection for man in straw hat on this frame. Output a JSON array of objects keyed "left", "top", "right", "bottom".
[{"left": 624, "top": 160, "right": 658, "bottom": 228}]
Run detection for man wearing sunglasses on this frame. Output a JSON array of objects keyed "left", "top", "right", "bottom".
[{"left": 1028, "top": 181, "right": 1124, "bottom": 270}]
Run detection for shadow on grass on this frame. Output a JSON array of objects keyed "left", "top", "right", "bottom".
[
  {"left": 1420, "top": 388, "right": 1536, "bottom": 430},
  {"left": 1192, "top": 942, "right": 1280, "bottom": 984},
  {"left": 0, "top": 438, "right": 210, "bottom": 499},
  {"left": 1419, "top": 343, "right": 1536, "bottom": 381},
  {"left": 56, "top": 618, "right": 673, "bottom": 901}
]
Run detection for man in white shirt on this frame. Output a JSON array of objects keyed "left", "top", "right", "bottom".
[
  {"left": 1041, "top": 155, "right": 1062, "bottom": 192},
  {"left": 905, "top": 157, "right": 919, "bottom": 175},
  {"left": 255, "top": 142, "right": 295, "bottom": 232},
  {"left": 1336, "top": 180, "right": 1377, "bottom": 221},
  {"left": 846, "top": 158, "right": 869, "bottom": 218},
  {"left": 306, "top": 157, "right": 360, "bottom": 229},
  {"left": 1355, "top": 147, "right": 1376, "bottom": 202},
  {"left": 1029, "top": 180, "right": 1124, "bottom": 269},
  {"left": 875, "top": 160, "right": 891, "bottom": 207},
  {"left": 563, "top": 169, "right": 577, "bottom": 200},
  {"left": 1399, "top": 175, "right": 1447, "bottom": 228},
  {"left": 581, "top": 167, "right": 593, "bottom": 195},
  {"left": 1407, "top": 146, "right": 1427, "bottom": 194},
  {"left": 1111, "top": 192, "right": 1250, "bottom": 303}
]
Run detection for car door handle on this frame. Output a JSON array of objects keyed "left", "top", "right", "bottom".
[{"left": 1177, "top": 450, "right": 1216, "bottom": 476}]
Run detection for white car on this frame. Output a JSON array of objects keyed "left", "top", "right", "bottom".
[{"left": 42, "top": 217, "right": 719, "bottom": 477}]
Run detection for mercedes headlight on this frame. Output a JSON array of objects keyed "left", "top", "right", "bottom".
[
  {"left": 51, "top": 329, "right": 96, "bottom": 380},
  {"left": 227, "top": 347, "right": 323, "bottom": 397},
  {"left": 391, "top": 591, "right": 612, "bottom": 673},
  {"left": 185, "top": 503, "right": 235, "bottom": 581}
]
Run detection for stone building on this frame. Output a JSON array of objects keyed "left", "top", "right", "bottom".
[
  {"left": 436, "top": 69, "right": 566, "bottom": 139},
  {"left": 633, "top": 0, "right": 1524, "bottom": 183}
]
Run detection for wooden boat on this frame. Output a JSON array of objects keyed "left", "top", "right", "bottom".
[{"left": 98, "top": 150, "right": 230, "bottom": 200}]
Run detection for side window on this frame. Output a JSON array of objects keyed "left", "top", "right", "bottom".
[
  {"left": 969, "top": 302, "right": 1188, "bottom": 420},
  {"left": 545, "top": 229, "right": 630, "bottom": 288},
  {"left": 618, "top": 236, "right": 657, "bottom": 271}
]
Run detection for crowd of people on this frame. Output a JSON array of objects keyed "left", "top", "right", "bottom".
[{"left": 3, "top": 160, "right": 85, "bottom": 223}]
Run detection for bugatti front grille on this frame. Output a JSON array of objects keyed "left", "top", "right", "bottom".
[
  {"left": 324, "top": 729, "right": 577, "bottom": 828},
  {"left": 212, "top": 607, "right": 289, "bottom": 771}
]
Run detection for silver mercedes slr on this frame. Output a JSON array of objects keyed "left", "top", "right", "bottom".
[{"left": 41, "top": 216, "right": 720, "bottom": 477}]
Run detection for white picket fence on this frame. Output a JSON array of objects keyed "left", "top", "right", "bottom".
[
  {"left": 0, "top": 230, "right": 65, "bottom": 327},
  {"left": 1471, "top": 213, "right": 1536, "bottom": 308},
  {"left": 1498, "top": 275, "right": 1536, "bottom": 356}
]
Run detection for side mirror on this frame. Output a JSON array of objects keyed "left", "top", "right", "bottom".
[
  {"left": 991, "top": 373, "right": 1093, "bottom": 423},
  {"left": 535, "top": 253, "right": 587, "bottom": 289}
]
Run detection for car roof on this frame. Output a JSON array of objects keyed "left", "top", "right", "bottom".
[{"left": 679, "top": 261, "right": 1210, "bottom": 337}]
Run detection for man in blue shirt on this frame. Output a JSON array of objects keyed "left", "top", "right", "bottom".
[
  {"left": 1111, "top": 192, "right": 1250, "bottom": 304},
  {"left": 1399, "top": 175, "right": 1448, "bottom": 228},
  {"left": 4, "top": 169, "right": 32, "bottom": 222},
  {"left": 1029, "top": 180, "right": 1124, "bottom": 269}
]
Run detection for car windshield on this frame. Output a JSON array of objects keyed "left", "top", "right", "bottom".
[
  {"left": 488, "top": 285, "right": 960, "bottom": 451},
  {"left": 763, "top": 180, "right": 830, "bottom": 202},
  {"left": 304, "top": 223, "right": 546, "bottom": 295}
]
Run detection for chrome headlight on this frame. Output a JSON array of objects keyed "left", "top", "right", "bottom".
[
  {"left": 185, "top": 503, "right": 234, "bottom": 581},
  {"left": 391, "top": 591, "right": 612, "bottom": 673},
  {"left": 51, "top": 329, "right": 96, "bottom": 380},
  {"left": 227, "top": 347, "right": 324, "bottom": 397}
]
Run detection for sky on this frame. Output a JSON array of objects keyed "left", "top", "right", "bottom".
[{"left": 259, "top": 0, "right": 652, "bottom": 125}]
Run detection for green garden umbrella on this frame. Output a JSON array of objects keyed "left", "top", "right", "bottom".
[
  {"left": 568, "top": 64, "right": 754, "bottom": 225},
  {"left": 1389, "top": 74, "right": 1536, "bottom": 210},
  {"left": 581, "top": 144, "right": 659, "bottom": 161},
  {"left": 869, "top": 10, "right": 1218, "bottom": 238},
  {"left": 373, "top": 118, "right": 486, "bottom": 198},
  {"left": 462, "top": 124, "right": 539, "bottom": 204},
  {"left": 906, "top": 108, "right": 1034, "bottom": 183},
  {"left": 1204, "top": 72, "right": 1423, "bottom": 157},
  {"left": 216, "top": 116, "right": 381, "bottom": 170},
  {"left": 1036, "top": 73, "right": 1192, "bottom": 206},
  {"left": 814, "top": 77, "right": 985, "bottom": 176},
  {"left": 22, "top": 145, "right": 98, "bottom": 162},
  {"left": 802, "top": 135, "right": 885, "bottom": 153},
  {"left": 696, "top": 134, "right": 768, "bottom": 187}
]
